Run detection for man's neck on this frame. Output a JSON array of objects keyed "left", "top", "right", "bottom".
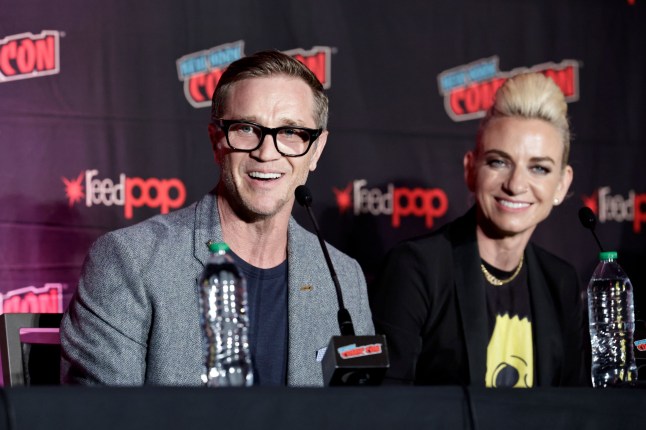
[{"left": 217, "top": 194, "right": 290, "bottom": 269}]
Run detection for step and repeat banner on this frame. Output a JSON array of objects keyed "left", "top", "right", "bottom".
[{"left": 1, "top": 0, "right": 644, "bottom": 314}]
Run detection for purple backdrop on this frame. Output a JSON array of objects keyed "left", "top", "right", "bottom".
[{"left": 1, "top": 0, "right": 645, "bottom": 316}]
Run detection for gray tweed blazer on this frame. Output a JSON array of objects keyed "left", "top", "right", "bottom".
[{"left": 60, "top": 191, "right": 373, "bottom": 386}]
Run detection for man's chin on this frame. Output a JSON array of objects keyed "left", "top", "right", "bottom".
[{"left": 237, "top": 200, "right": 289, "bottom": 222}]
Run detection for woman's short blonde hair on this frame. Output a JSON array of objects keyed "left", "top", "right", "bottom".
[{"left": 477, "top": 72, "right": 571, "bottom": 167}]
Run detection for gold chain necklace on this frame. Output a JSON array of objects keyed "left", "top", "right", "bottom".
[{"left": 480, "top": 255, "right": 524, "bottom": 286}]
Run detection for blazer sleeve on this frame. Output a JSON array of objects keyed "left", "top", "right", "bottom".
[
  {"left": 60, "top": 232, "right": 150, "bottom": 385},
  {"left": 370, "top": 241, "right": 431, "bottom": 385}
]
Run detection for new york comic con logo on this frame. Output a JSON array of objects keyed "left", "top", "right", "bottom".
[
  {"left": 0, "top": 30, "right": 60, "bottom": 83},
  {"left": 62, "top": 169, "right": 186, "bottom": 219},
  {"left": 176, "top": 40, "right": 333, "bottom": 108},
  {"left": 437, "top": 56, "right": 580, "bottom": 122},
  {"left": 333, "top": 180, "right": 449, "bottom": 228},
  {"left": 582, "top": 187, "right": 646, "bottom": 233},
  {"left": 338, "top": 343, "right": 383, "bottom": 360},
  {"left": 1, "top": 284, "right": 63, "bottom": 314}
]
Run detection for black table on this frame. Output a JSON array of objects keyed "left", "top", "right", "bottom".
[{"left": 0, "top": 386, "right": 644, "bottom": 430}]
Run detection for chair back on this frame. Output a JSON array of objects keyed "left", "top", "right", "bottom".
[{"left": 0, "top": 313, "right": 63, "bottom": 386}]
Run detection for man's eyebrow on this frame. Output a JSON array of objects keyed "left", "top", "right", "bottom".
[
  {"left": 227, "top": 116, "right": 309, "bottom": 127},
  {"left": 277, "top": 117, "right": 308, "bottom": 127},
  {"left": 234, "top": 115, "right": 259, "bottom": 123}
]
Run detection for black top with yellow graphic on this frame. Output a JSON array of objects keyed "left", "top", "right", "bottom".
[{"left": 483, "top": 260, "right": 533, "bottom": 388}]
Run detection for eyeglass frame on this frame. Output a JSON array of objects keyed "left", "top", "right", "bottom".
[{"left": 213, "top": 119, "right": 323, "bottom": 158}]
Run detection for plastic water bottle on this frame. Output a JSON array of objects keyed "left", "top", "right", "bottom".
[
  {"left": 198, "top": 242, "right": 253, "bottom": 387},
  {"left": 587, "top": 251, "right": 637, "bottom": 387}
]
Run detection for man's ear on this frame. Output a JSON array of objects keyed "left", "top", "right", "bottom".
[
  {"left": 208, "top": 123, "right": 219, "bottom": 152},
  {"left": 308, "top": 130, "right": 328, "bottom": 171},
  {"left": 208, "top": 123, "right": 224, "bottom": 164}
]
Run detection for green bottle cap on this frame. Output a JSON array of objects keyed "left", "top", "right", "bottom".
[
  {"left": 599, "top": 251, "right": 618, "bottom": 260},
  {"left": 207, "top": 242, "right": 230, "bottom": 253}
]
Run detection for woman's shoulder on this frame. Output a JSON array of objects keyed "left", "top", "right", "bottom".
[
  {"left": 393, "top": 223, "right": 452, "bottom": 253},
  {"left": 387, "top": 210, "right": 475, "bottom": 258}
]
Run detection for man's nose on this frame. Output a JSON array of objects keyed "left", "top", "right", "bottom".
[{"left": 252, "top": 134, "right": 281, "bottom": 160}]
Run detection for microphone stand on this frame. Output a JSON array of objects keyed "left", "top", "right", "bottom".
[
  {"left": 295, "top": 185, "right": 389, "bottom": 386},
  {"left": 296, "top": 187, "right": 355, "bottom": 336}
]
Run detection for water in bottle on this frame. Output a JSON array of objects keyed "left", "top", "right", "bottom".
[
  {"left": 198, "top": 242, "right": 253, "bottom": 387},
  {"left": 587, "top": 251, "right": 637, "bottom": 387}
]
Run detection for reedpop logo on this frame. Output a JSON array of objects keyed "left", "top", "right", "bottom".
[
  {"left": 333, "top": 179, "right": 449, "bottom": 228},
  {"left": 582, "top": 187, "right": 646, "bottom": 233},
  {"left": 62, "top": 169, "right": 186, "bottom": 219}
]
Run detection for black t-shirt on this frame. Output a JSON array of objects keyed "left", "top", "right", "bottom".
[
  {"left": 483, "top": 259, "right": 534, "bottom": 388},
  {"left": 230, "top": 251, "right": 288, "bottom": 386}
]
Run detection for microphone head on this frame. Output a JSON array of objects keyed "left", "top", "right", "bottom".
[
  {"left": 295, "top": 185, "right": 313, "bottom": 207},
  {"left": 578, "top": 206, "right": 597, "bottom": 230}
]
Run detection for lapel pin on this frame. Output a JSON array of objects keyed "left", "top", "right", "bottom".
[{"left": 300, "top": 285, "right": 313, "bottom": 292}]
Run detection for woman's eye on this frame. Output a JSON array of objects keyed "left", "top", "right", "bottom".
[{"left": 531, "top": 165, "right": 551, "bottom": 175}]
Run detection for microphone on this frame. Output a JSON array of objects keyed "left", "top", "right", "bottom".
[
  {"left": 578, "top": 206, "right": 604, "bottom": 252},
  {"left": 295, "top": 185, "right": 389, "bottom": 386}
]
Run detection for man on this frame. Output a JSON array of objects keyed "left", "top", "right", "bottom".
[{"left": 60, "top": 51, "right": 373, "bottom": 386}]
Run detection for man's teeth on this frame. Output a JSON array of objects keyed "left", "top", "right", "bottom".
[
  {"left": 250, "top": 172, "right": 281, "bottom": 179},
  {"left": 499, "top": 200, "right": 530, "bottom": 209}
]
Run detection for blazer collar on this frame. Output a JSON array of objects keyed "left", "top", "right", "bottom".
[{"left": 193, "top": 190, "right": 298, "bottom": 267}]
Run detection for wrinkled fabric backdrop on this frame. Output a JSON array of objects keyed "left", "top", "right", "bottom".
[{"left": 1, "top": 0, "right": 644, "bottom": 316}]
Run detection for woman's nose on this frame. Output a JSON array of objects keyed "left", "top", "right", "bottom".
[{"left": 504, "top": 167, "right": 528, "bottom": 195}]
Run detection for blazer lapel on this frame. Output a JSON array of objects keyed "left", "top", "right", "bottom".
[
  {"left": 525, "top": 244, "right": 561, "bottom": 386},
  {"left": 193, "top": 190, "right": 224, "bottom": 267},
  {"left": 451, "top": 209, "right": 489, "bottom": 386},
  {"left": 285, "top": 218, "right": 331, "bottom": 386}
]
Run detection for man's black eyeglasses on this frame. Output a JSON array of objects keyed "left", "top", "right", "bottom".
[{"left": 214, "top": 119, "right": 323, "bottom": 157}]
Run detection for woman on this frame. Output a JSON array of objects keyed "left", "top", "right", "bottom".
[{"left": 371, "top": 73, "right": 589, "bottom": 387}]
